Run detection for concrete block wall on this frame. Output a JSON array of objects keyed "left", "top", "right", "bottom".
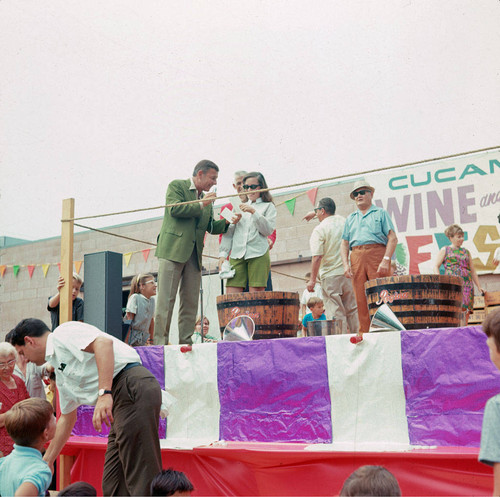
[{"left": 0, "top": 217, "right": 163, "bottom": 337}]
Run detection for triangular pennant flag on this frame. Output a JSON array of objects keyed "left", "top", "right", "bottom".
[
  {"left": 13, "top": 265, "right": 20, "bottom": 277},
  {"left": 285, "top": 198, "right": 296, "bottom": 215},
  {"left": 124, "top": 252, "right": 133, "bottom": 267},
  {"left": 142, "top": 249, "right": 151, "bottom": 262},
  {"left": 27, "top": 265, "right": 35, "bottom": 278},
  {"left": 0, "top": 265, "right": 6, "bottom": 277},
  {"left": 42, "top": 264, "right": 50, "bottom": 278},
  {"left": 307, "top": 187, "right": 318, "bottom": 206},
  {"left": 74, "top": 261, "right": 83, "bottom": 274},
  {"left": 57, "top": 263, "right": 61, "bottom": 274}
]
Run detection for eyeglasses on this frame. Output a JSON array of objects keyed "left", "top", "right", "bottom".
[
  {"left": 353, "top": 189, "right": 370, "bottom": 197},
  {"left": 314, "top": 207, "right": 324, "bottom": 212},
  {"left": 242, "top": 184, "right": 260, "bottom": 191},
  {"left": 144, "top": 280, "right": 156, "bottom": 286},
  {"left": 0, "top": 359, "right": 16, "bottom": 369}
]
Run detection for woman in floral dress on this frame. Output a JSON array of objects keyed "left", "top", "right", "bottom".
[{"left": 434, "top": 224, "right": 485, "bottom": 324}]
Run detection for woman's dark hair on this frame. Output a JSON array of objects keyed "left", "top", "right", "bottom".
[{"left": 243, "top": 172, "right": 274, "bottom": 203}]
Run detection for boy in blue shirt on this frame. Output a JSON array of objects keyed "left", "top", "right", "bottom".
[
  {"left": 0, "top": 398, "right": 56, "bottom": 497},
  {"left": 302, "top": 297, "right": 326, "bottom": 334}
]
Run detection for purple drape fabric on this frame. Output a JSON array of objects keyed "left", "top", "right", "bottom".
[
  {"left": 72, "top": 326, "right": 500, "bottom": 448},
  {"left": 72, "top": 345, "right": 166, "bottom": 438},
  {"left": 137, "top": 345, "right": 165, "bottom": 389},
  {"left": 401, "top": 326, "right": 500, "bottom": 447},
  {"left": 217, "top": 337, "right": 332, "bottom": 443}
]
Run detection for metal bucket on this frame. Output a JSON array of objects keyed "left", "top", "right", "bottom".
[{"left": 306, "top": 319, "right": 343, "bottom": 336}]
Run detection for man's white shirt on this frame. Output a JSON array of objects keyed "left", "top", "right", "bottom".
[{"left": 45, "top": 321, "right": 140, "bottom": 414}]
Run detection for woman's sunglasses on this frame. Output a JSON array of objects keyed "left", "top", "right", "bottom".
[{"left": 243, "top": 184, "right": 261, "bottom": 190}]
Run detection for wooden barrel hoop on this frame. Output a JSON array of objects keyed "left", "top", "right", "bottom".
[{"left": 365, "top": 274, "right": 464, "bottom": 330}]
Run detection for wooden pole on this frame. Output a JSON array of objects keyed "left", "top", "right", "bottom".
[
  {"left": 59, "top": 198, "right": 74, "bottom": 490},
  {"left": 60, "top": 198, "right": 74, "bottom": 325}
]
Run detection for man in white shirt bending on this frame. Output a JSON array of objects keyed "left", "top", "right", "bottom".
[{"left": 10, "top": 319, "right": 161, "bottom": 496}]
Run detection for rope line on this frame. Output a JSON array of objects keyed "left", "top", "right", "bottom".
[
  {"left": 74, "top": 223, "right": 306, "bottom": 282},
  {"left": 62, "top": 146, "right": 499, "bottom": 222},
  {"left": 275, "top": 189, "right": 308, "bottom": 207},
  {"left": 74, "top": 223, "right": 157, "bottom": 246},
  {"left": 73, "top": 185, "right": 314, "bottom": 253}
]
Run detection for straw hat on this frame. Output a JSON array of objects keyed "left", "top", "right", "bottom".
[{"left": 350, "top": 180, "right": 375, "bottom": 200}]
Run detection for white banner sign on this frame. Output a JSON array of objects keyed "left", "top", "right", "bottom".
[{"left": 366, "top": 148, "right": 500, "bottom": 275}]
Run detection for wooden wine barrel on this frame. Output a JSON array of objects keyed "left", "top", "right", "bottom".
[
  {"left": 216, "top": 291, "right": 300, "bottom": 340},
  {"left": 365, "top": 274, "right": 464, "bottom": 330}
]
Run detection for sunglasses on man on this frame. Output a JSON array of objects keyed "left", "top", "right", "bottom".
[
  {"left": 242, "top": 184, "right": 261, "bottom": 191},
  {"left": 352, "top": 189, "right": 370, "bottom": 198}
]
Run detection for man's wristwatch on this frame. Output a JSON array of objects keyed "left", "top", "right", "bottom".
[
  {"left": 383, "top": 256, "right": 390, "bottom": 261},
  {"left": 98, "top": 389, "right": 113, "bottom": 397}
]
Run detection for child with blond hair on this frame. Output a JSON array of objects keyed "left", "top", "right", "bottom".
[
  {"left": 302, "top": 297, "right": 326, "bottom": 334},
  {"left": 125, "top": 273, "right": 157, "bottom": 346},
  {"left": 47, "top": 273, "right": 84, "bottom": 331},
  {"left": 192, "top": 316, "right": 218, "bottom": 344}
]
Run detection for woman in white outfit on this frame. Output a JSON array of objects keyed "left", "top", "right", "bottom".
[{"left": 219, "top": 172, "right": 276, "bottom": 294}]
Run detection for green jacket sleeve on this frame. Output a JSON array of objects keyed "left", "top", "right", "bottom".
[
  {"left": 166, "top": 180, "right": 202, "bottom": 218},
  {"left": 207, "top": 216, "right": 229, "bottom": 235}
]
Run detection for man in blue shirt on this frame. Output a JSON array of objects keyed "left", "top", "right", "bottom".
[{"left": 341, "top": 180, "right": 397, "bottom": 334}]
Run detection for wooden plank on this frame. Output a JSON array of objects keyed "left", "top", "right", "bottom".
[
  {"left": 59, "top": 454, "right": 75, "bottom": 490},
  {"left": 60, "top": 198, "right": 75, "bottom": 324},
  {"left": 485, "top": 291, "right": 500, "bottom": 308},
  {"left": 473, "top": 295, "right": 485, "bottom": 309},
  {"left": 486, "top": 305, "right": 500, "bottom": 316},
  {"left": 58, "top": 205, "right": 75, "bottom": 488},
  {"left": 469, "top": 309, "right": 486, "bottom": 323}
]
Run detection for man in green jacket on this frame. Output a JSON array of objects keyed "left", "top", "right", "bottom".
[{"left": 154, "top": 160, "right": 237, "bottom": 345}]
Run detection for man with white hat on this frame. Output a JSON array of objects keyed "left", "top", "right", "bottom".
[{"left": 341, "top": 180, "right": 398, "bottom": 333}]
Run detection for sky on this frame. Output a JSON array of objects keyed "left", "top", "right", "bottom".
[{"left": 1, "top": 0, "right": 499, "bottom": 241}]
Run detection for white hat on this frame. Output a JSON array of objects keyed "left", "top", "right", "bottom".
[{"left": 350, "top": 180, "right": 375, "bottom": 200}]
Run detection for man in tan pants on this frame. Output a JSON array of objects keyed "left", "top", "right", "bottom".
[
  {"left": 154, "top": 160, "right": 236, "bottom": 345},
  {"left": 341, "top": 181, "right": 398, "bottom": 334},
  {"left": 306, "top": 197, "right": 359, "bottom": 334}
]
